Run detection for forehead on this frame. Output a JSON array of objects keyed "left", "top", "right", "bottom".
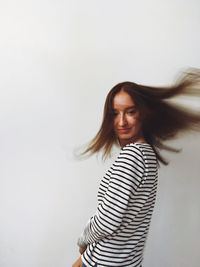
[{"left": 113, "top": 91, "right": 135, "bottom": 108}]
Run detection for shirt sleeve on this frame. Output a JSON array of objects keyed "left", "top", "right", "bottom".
[{"left": 77, "top": 144, "right": 145, "bottom": 246}]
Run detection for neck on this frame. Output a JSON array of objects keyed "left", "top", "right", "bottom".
[{"left": 119, "top": 136, "right": 146, "bottom": 148}]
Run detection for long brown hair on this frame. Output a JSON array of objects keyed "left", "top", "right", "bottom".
[{"left": 82, "top": 69, "right": 200, "bottom": 165}]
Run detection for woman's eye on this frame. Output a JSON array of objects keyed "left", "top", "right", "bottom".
[
  {"left": 127, "top": 109, "right": 137, "bottom": 115},
  {"left": 112, "top": 109, "right": 137, "bottom": 116},
  {"left": 112, "top": 111, "right": 119, "bottom": 116}
]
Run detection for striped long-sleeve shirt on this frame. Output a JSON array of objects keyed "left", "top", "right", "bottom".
[{"left": 78, "top": 143, "right": 158, "bottom": 267}]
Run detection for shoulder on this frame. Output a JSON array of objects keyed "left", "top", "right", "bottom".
[
  {"left": 122, "top": 143, "right": 145, "bottom": 152},
  {"left": 121, "top": 142, "right": 153, "bottom": 156},
  {"left": 119, "top": 143, "right": 156, "bottom": 167},
  {"left": 122, "top": 143, "right": 155, "bottom": 157},
  {"left": 117, "top": 143, "right": 146, "bottom": 170}
]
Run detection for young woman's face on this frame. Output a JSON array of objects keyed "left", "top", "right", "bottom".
[{"left": 112, "top": 90, "right": 143, "bottom": 147}]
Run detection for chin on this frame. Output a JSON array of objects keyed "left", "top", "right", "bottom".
[
  {"left": 119, "top": 134, "right": 134, "bottom": 140},
  {"left": 118, "top": 137, "right": 133, "bottom": 145}
]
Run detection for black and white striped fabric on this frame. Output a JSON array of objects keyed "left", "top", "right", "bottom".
[{"left": 78, "top": 143, "right": 158, "bottom": 267}]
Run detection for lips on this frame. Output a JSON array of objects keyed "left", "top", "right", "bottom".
[{"left": 117, "top": 128, "right": 131, "bottom": 134}]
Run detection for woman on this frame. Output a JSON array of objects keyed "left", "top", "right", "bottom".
[{"left": 72, "top": 69, "right": 200, "bottom": 267}]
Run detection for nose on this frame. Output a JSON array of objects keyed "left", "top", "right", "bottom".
[{"left": 118, "top": 114, "right": 127, "bottom": 127}]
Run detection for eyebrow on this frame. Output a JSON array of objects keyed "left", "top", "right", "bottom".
[{"left": 112, "top": 105, "right": 136, "bottom": 111}]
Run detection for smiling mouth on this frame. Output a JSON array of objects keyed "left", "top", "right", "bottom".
[{"left": 117, "top": 128, "right": 131, "bottom": 133}]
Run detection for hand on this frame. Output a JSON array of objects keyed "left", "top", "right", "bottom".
[
  {"left": 79, "top": 245, "right": 87, "bottom": 254},
  {"left": 72, "top": 256, "right": 82, "bottom": 267}
]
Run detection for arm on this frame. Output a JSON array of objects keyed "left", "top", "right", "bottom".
[
  {"left": 72, "top": 256, "right": 82, "bottom": 267},
  {"left": 78, "top": 145, "right": 145, "bottom": 246}
]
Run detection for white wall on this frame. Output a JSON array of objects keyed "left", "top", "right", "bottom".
[{"left": 0, "top": 1, "right": 200, "bottom": 267}]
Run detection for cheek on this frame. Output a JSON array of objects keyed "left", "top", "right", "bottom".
[
  {"left": 113, "top": 115, "right": 120, "bottom": 124},
  {"left": 113, "top": 118, "right": 118, "bottom": 129},
  {"left": 130, "top": 116, "right": 139, "bottom": 125},
  {"left": 131, "top": 115, "right": 141, "bottom": 129},
  {"left": 134, "top": 112, "right": 140, "bottom": 123}
]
